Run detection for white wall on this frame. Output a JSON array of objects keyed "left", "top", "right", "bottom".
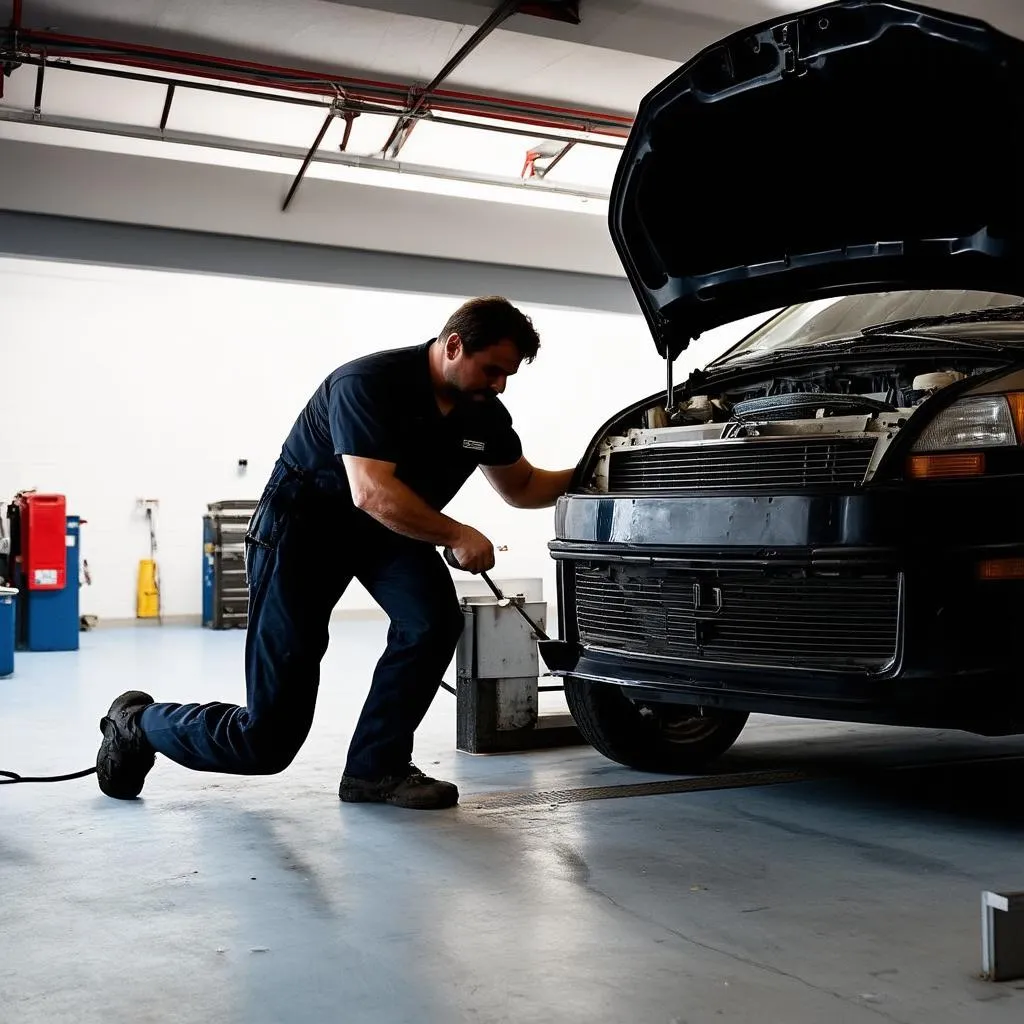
[{"left": 0, "top": 257, "right": 767, "bottom": 622}]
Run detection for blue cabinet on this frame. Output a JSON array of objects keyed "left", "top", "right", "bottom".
[{"left": 16, "top": 515, "right": 80, "bottom": 652}]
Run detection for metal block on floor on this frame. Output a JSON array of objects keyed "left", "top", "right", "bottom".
[
  {"left": 455, "top": 588, "right": 583, "bottom": 755},
  {"left": 982, "top": 890, "right": 1024, "bottom": 981}
]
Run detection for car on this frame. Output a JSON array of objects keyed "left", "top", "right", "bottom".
[{"left": 541, "top": 0, "right": 1024, "bottom": 774}]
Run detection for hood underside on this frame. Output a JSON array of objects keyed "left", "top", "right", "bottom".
[{"left": 610, "top": 0, "right": 1024, "bottom": 360}]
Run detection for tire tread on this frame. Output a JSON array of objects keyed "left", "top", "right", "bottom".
[{"left": 564, "top": 677, "right": 748, "bottom": 773}]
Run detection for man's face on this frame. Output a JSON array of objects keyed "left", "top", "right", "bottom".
[{"left": 442, "top": 334, "right": 522, "bottom": 402}]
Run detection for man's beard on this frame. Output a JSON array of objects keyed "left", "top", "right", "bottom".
[{"left": 446, "top": 382, "right": 495, "bottom": 405}]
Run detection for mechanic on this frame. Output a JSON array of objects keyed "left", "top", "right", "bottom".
[{"left": 94, "top": 296, "right": 576, "bottom": 810}]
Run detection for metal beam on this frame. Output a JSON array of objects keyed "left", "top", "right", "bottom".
[
  {"left": 32, "top": 60, "right": 43, "bottom": 114},
  {"left": 281, "top": 105, "right": 340, "bottom": 212},
  {"left": 383, "top": 116, "right": 417, "bottom": 161},
  {"left": 158, "top": 83, "right": 175, "bottom": 133},
  {"left": 381, "top": 0, "right": 521, "bottom": 159}
]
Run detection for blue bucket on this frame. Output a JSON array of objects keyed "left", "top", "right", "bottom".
[{"left": 0, "top": 587, "right": 17, "bottom": 678}]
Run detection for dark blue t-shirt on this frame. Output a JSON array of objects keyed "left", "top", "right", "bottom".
[{"left": 280, "top": 340, "right": 523, "bottom": 512}]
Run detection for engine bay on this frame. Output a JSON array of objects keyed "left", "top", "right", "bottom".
[{"left": 583, "top": 355, "right": 1004, "bottom": 493}]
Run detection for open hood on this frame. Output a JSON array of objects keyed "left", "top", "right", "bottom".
[{"left": 610, "top": 1, "right": 1024, "bottom": 360}]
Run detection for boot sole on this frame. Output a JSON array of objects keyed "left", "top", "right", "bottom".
[{"left": 339, "top": 787, "right": 459, "bottom": 810}]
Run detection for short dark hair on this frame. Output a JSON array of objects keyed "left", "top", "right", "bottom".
[{"left": 438, "top": 296, "right": 540, "bottom": 363}]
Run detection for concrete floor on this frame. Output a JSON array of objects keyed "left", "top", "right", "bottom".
[{"left": 3, "top": 622, "right": 1024, "bottom": 1024}]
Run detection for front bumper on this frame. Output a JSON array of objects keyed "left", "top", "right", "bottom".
[{"left": 549, "top": 485, "right": 1024, "bottom": 733}]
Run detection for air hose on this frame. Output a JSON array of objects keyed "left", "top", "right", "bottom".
[{"left": 1, "top": 766, "right": 97, "bottom": 785}]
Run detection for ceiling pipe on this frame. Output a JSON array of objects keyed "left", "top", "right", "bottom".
[
  {"left": 13, "top": 55, "right": 625, "bottom": 151},
  {"left": 7, "top": 28, "right": 633, "bottom": 138}
]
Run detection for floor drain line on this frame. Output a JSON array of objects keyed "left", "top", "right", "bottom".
[{"left": 466, "top": 767, "right": 817, "bottom": 811}]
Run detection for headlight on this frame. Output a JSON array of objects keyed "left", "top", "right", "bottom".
[{"left": 912, "top": 395, "right": 1019, "bottom": 451}]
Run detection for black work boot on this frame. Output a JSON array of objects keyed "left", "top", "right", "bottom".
[
  {"left": 339, "top": 764, "right": 459, "bottom": 810},
  {"left": 96, "top": 690, "right": 156, "bottom": 800}
]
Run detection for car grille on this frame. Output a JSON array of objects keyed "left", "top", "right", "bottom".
[
  {"left": 607, "top": 437, "right": 877, "bottom": 493},
  {"left": 573, "top": 564, "right": 900, "bottom": 671}
]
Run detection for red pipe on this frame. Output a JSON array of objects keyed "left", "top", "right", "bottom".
[
  {"left": 18, "top": 29, "right": 634, "bottom": 138},
  {"left": 11, "top": 0, "right": 22, "bottom": 30}
]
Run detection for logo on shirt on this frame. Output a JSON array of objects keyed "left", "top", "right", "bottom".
[{"left": 462, "top": 439, "right": 486, "bottom": 452}]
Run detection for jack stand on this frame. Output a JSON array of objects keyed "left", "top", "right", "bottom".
[{"left": 454, "top": 583, "right": 584, "bottom": 754}]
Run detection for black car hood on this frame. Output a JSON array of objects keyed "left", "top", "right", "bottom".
[{"left": 610, "top": 0, "right": 1024, "bottom": 361}]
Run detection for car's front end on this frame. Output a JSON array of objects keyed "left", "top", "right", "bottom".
[
  {"left": 545, "top": 0, "right": 1024, "bottom": 772},
  {"left": 550, "top": 313, "right": 1024, "bottom": 743}
]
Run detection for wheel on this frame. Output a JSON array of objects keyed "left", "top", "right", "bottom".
[{"left": 564, "top": 677, "right": 749, "bottom": 774}]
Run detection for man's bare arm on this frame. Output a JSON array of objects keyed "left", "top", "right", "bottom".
[
  {"left": 342, "top": 455, "right": 495, "bottom": 571},
  {"left": 481, "top": 456, "right": 575, "bottom": 510}
]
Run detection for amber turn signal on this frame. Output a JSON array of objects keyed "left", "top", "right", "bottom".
[
  {"left": 906, "top": 453, "right": 986, "bottom": 479},
  {"left": 1006, "top": 392, "right": 1024, "bottom": 443},
  {"left": 978, "top": 558, "right": 1024, "bottom": 581}
]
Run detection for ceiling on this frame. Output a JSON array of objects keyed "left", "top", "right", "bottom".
[
  {"left": 11, "top": 0, "right": 741, "bottom": 117},
  {"left": 14, "top": 0, "right": 1024, "bottom": 114},
  {"left": 3, "top": 0, "right": 1024, "bottom": 258}
]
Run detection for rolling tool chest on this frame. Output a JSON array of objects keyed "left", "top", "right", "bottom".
[{"left": 202, "top": 499, "right": 257, "bottom": 629}]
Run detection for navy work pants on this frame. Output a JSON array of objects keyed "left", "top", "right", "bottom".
[{"left": 139, "top": 459, "right": 464, "bottom": 779}]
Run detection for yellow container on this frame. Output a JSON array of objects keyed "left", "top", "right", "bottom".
[{"left": 137, "top": 558, "right": 160, "bottom": 619}]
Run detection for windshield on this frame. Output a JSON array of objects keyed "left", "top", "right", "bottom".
[{"left": 715, "top": 290, "right": 1024, "bottom": 365}]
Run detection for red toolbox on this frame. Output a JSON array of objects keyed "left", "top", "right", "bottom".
[{"left": 20, "top": 493, "right": 67, "bottom": 591}]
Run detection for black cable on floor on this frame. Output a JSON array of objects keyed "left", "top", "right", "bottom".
[{"left": 0, "top": 767, "right": 97, "bottom": 785}]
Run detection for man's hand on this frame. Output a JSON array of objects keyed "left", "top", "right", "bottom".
[{"left": 449, "top": 525, "right": 495, "bottom": 574}]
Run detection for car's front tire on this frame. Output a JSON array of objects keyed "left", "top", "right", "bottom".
[{"left": 564, "top": 677, "right": 749, "bottom": 773}]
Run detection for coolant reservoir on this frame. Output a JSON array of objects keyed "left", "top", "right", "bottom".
[{"left": 912, "top": 371, "right": 965, "bottom": 392}]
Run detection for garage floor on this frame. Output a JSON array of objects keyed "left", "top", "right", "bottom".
[{"left": 3, "top": 622, "right": 1024, "bottom": 1024}]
